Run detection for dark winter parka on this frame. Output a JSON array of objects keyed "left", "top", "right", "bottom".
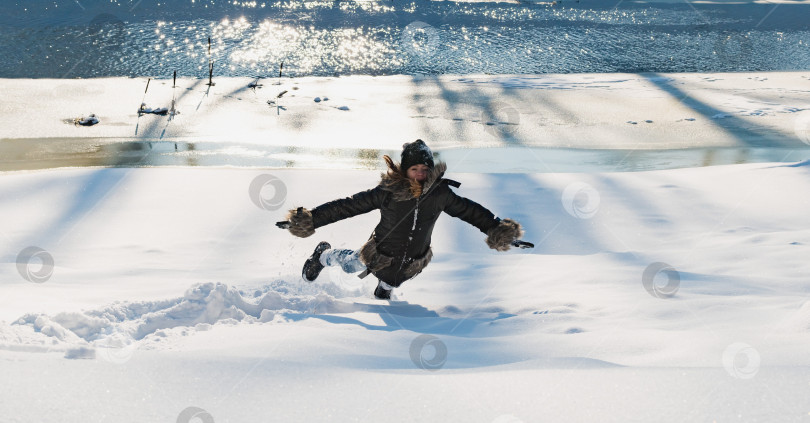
[{"left": 287, "top": 160, "right": 523, "bottom": 287}]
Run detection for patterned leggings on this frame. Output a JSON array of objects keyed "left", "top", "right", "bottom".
[{"left": 319, "top": 248, "right": 367, "bottom": 274}]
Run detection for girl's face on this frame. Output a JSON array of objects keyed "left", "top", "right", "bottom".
[{"left": 406, "top": 164, "right": 429, "bottom": 182}]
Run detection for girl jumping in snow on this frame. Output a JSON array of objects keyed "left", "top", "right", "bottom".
[{"left": 280, "top": 139, "right": 527, "bottom": 300}]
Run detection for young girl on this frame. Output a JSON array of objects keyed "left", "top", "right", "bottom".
[{"left": 282, "top": 139, "right": 524, "bottom": 300}]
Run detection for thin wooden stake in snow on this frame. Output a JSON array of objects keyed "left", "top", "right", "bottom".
[
  {"left": 141, "top": 78, "right": 151, "bottom": 102},
  {"left": 274, "top": 61, "right": 284, "bottom": 85},
  {"left": 206, "top": 37, "right": 216, "bottom": 86},
  {"left": 207, "top": 61, "right": 215, "bottom": 86},
  {"left": 170, "top": 70, "right": 179, "bottom": 119},
  {"left": 135, "top": 78, "right": 151, "bottom": 134}
]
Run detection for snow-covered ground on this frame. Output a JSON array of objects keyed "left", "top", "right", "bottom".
[
  {"left": 5, "top": 0, "right": 810, "bottom": 420},
  {"left": 2, "top": 56, "right": 810, "bottom": 422},
  {"left": 2, "top": 151, "right": 810, "bottom": 420},
  {"left": 4, "top": 0, "right": 810, "bottom": 419},
  {"left": 3, "top": 72, "right": 809, "bottom": 150}
]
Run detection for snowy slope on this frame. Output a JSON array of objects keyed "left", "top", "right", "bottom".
[{"left": 1, "top": 159, "right": 810, "bottom": 421}]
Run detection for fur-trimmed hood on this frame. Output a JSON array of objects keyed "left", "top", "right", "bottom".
[{"left": 379, "top": 155, "right": 448, "bottom": 202}]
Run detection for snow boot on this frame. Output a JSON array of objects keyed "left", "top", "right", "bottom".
[
  {"left": 302, "top": 241, "right": 331, "bottom": 282},
  {"left": 373, "top": 282, "right": 392, "bottom": 300}
]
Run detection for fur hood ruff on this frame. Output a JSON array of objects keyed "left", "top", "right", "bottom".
[{"left": 379, "top": 155, "right": 448, "bottom": 201}]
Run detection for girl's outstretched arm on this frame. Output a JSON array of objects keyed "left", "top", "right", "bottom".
[
  {"left": 443, "top": 188, "right": 524, "bottom": 251},
  {"left": 285, "top": 186, "right": 387, "bottom": 238}
]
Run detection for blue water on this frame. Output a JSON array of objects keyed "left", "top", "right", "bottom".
[{"left": 1, "top": 0, "right": 808, "bottom": 78}]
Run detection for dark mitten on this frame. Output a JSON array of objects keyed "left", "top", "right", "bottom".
[
  {"left": 486, "top": 219, "right": 524, "bottom": 252},
  {"left": 286, "top": 208, "right": 315, "bottom": 238}
]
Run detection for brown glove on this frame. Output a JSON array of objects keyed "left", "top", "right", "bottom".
[
  {"left": 485, "top": 219, "right": 524, "bottom": 252},
  {"left": 286, "top": 208, "right": 315, "bottom": 238}
]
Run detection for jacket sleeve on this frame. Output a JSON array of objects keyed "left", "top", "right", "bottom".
[
  {"left": 441, "top": 185, "right": 500, "bottom": 234},
  {"left": 310, "top": 186, "right": 387, "bottom": 229}
]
